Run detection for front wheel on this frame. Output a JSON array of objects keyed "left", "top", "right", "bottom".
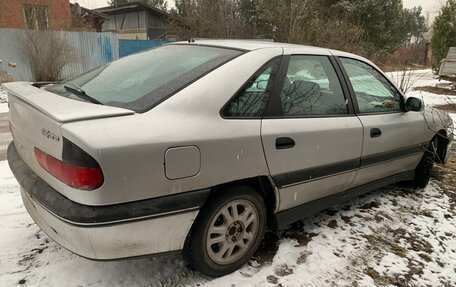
[
  {"left": 407, "top": 138, "right": 438, "bottom": 189},
  {"left": 183, "top": 185, "right": 266, "bottom": 277}
]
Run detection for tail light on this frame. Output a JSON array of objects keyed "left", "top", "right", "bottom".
[{"left": 34, "top": 138, "right": 104, "bottom": 190}]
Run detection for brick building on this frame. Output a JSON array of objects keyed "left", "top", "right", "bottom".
[
  {"left": 0, "top": 0, "right": 71, "bottom": 30},
  {"left": 0, "top": 0, "right": 107, "bottom": 31}
]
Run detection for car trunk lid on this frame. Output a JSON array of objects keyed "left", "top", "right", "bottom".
[{"left": 3, "top": 82, "right": 134, "bottom": 194}]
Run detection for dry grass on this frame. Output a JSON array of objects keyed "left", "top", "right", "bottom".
[
  {"left": 432, "top": 148, "right": 456, "bottom": 213},
  {"left": 327, "top": 219, "right": 338, "bottom": 229},
  {"left": 414, "top": 86, "right": 456, "bottom": 96},
  {"left": 432, "top": 147, "right": 456, "bottom": 191},
  {"left": 434, "top": 104, "right": 456, "bottom": 113}
]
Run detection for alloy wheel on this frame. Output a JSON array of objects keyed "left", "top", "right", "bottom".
[{"left": 206, "top": 199, "right": 259, "bottom": 265}]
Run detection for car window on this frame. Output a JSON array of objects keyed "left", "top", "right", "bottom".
[
  {"left": 46, "top": 45, "right": 243, "bottom": 113},
  {"left": 340, "top": 58, "right": 404, "bottom": 113},
  {"left": 222, "top": 58, "right": 280, "bottom": 118},
  {"left": 280, "top": 55, "right": 348, "bottom": 117}
]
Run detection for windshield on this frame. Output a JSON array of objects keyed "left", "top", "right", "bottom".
[{"left": 47, "top": 45, "right": 243, "bottom": 113}]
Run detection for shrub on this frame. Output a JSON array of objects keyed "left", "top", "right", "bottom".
[{"left": 18, "top": 30, "right": 76, "bottom": 82}]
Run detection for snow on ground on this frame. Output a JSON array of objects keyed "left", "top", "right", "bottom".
[
  {"left": 0, "top": 159, "right": 455, "bottom": 287},
  {"left": 387, "top": 69, "right": 443, "bottom": 91},
  {"left": 386, "top": 69, "right": 456, "bottom": 105},
  {"left": 208, "top": 182, "right": 456, "bottom": 287},
  {"left": 1, "top": 70, "right": 456, "bottom": 287},
  {"left": 0, "top": 87, "right": 8, "bottom": 113},
  {"left": 0, "top": 87, "right": 7, "bottom": 102},
  {"left": 0, "top": 160, "right": 207, "bottom": 287}
]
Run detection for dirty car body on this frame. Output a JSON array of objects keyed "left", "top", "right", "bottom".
[{"left": 5, "top": 40, "right": 453, "bottom": 275}]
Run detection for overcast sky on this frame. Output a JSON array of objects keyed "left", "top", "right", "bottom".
[
  {"left": 72, "top": 0, "right": 444, "bottom": 18},
  {"left": 404, "top": 0, "right": 445, "bottom": 12}
]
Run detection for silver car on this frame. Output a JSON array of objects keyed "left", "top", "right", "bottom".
[{"left": 5, "top": 40, "right": 453, "bottom": 276}]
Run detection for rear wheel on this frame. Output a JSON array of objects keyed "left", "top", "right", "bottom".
[{"left": 183, "top": 185, "right": 266, "bottom": 277}]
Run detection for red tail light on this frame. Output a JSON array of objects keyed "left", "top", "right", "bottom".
[{"left": 34, "top": 139, "right": 104, "bottom": 190}]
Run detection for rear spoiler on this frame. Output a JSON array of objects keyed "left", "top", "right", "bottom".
[
  {"left": 3, "top": 82, "right": 135, "bottom": 123},
  {"left": 32, "top": 82, "right": 59, "bottom": 88}
]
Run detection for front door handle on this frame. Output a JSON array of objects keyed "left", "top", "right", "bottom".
[
  {"left": 276, "top": 137, "right": 295, "bottom": 150},
  {"left": 370, "top": 128, "right": 382, "bottom": 138}
]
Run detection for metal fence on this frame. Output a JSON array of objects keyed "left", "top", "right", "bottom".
[{"left": 0, "top": 29, "right": 119, "bottom": 81}]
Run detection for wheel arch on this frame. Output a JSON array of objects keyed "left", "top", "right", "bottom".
[
  {"left": 434, "top": 129, "right": 450, "bottom": 164},
  {"left": 199, "top": 176, "right": 279, "bottom": 230}
]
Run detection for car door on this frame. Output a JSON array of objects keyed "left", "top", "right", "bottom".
[
  {"left": 337, "top": 57, "right": 429, "bottom": 186},
  {"left": 261, "top": 51, "right": 364, "bottom": 212}
]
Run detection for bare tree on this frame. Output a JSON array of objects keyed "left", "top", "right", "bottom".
[
  {"left": 171, "top": 0, "right": 258, "bottom": 40},
  {"left": 18, "top": 30, "right": 76, "bottom": 82},
  {"left": 171, "top": 0, "right": 365, "bottom": 54},
  {"left": 389, "top": 68, "right": 427, "bottom": 94}
]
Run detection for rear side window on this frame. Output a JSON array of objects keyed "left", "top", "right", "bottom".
[
  {"left": 340, "top": 58, "right": 404, "bottom": 113},
  {"left": 222, "top": 58, "right": 280, "bottom": 118},
  {"left": 280, "top": 55, "right": 348, "bottom": 117},
  {"left": 47, "top": 45, "right": 243, "bottom": 113}
]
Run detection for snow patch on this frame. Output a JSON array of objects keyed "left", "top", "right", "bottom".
[
  {"left": 373, "top": 253, "right": 409, "bottom": 277},
  {"left": 0, "top": 87, "right": 8, "bottom": 113}
]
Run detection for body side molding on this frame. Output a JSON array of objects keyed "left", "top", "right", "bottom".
[
  {"left": 273, "top": 142, "right": 426, "bottom": 188},
  {"left": 274, "top": 170, "right": 415, "bottom": 228}
]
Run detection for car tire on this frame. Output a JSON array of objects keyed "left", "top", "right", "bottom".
[
  {"left": 183, "top": 185, "right": 267, "bottom": 277},
  {"left": 406, "top": 138, "right": 438, "bottom": 189}
]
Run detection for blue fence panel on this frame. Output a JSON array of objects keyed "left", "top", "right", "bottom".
[
  {"left": 97, "top": 35, "right": 114, "bottom": 62},
  {"left": 119, "top": 39, "right": 167, "bottom": 58}
]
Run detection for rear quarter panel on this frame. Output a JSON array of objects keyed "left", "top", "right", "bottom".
[{"left": 61, "top": 48, "right": 283, "bottom": 205}]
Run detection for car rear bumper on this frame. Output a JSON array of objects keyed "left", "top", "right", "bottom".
[
  {"left": 21, "top": 188, "right": 198, "bottom": 259},
  {"left": 8, "top": 142, "right": 208, "bottom": 260}
]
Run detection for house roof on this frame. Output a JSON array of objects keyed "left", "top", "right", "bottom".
[
  {"left": 71, "top": 3, "right": 109, "bottom": 20},
  {"left": 94, "top": 2, "right": 168, "bottom": 18}
]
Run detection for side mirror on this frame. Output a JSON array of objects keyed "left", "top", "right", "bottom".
[{"left": 405, "top": 97, "right": 423, "bottom": 112}]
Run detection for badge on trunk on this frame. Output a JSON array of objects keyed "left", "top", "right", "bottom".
[{"left": 41, "top": 129, "right": 60, "bottom": 142}]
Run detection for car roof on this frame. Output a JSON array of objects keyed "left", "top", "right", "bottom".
[{"left": 171, "top": 39, "right": 357, "bottom": 58}]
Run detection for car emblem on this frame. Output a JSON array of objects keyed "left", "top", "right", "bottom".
[{"left": 41, "top": 129, "right": 60, "bottom": 142}]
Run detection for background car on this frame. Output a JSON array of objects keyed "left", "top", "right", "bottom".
[{"left": 4, "top": 40, "right": 453, "bottom": 277}]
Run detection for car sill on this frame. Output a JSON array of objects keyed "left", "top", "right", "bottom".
[{"left": 274, "top": 170, "right": 415, "bottom": 229}]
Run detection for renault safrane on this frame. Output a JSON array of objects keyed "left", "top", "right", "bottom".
[{"left": 5, "top": 40, "right": 453, "bottom": 276}]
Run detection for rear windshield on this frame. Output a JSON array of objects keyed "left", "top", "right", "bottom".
[{"left": 47, "top": 45, "right": 243, "bottom": 113}]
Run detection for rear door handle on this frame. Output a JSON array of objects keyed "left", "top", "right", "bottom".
[
  {"left": 370, "top": 128, "right": 382, "bottom": 138},
  {"left": 275, "top": 137, "right": 295, "bottom": 150}
]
